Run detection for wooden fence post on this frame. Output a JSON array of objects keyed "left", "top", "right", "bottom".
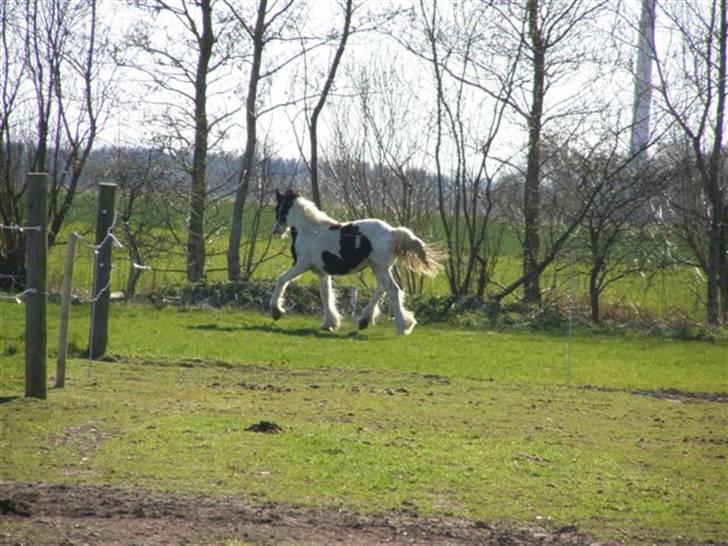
[
  {"left": 25, "top": 173, "right": 47, "bottom": 399},
  {"left": 56, "top": 232, "right": 80, "bottom": 387},
  {"left": 88, "top": 183, "right": 117, "bottom": 360}
]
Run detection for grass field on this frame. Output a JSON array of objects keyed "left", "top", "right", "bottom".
[
  {"left": 1, "top": 300, "right": 726, "bottom": 544},
  {"left": 44, "top": 197, "right": 709, "bottom": 324}
]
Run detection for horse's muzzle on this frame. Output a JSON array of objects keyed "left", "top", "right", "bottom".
[{"left": 272, "top": 223, "right": 287, "bottom": 236}]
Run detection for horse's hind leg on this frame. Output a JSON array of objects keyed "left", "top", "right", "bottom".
[
  {"left": 376, "top": 267, "right": 416, "bottom": 335},
  {"left": 358, "top": 286, "right": 385, "bottom": 330},
  {"left": 270, "top": 263, "right": 306, "bottom": 320},
  {"left": 319, "top": 274, "right": 342, "bottom": 331}
]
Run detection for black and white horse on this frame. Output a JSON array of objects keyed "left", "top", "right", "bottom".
[{"left": 270, "top": 190, "right": 442, "bottom": 335}]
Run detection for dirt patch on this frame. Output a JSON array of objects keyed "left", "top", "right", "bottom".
[
  {"left": 245, "top": 421, "right": 284, "bottom": 434},
  {"left": 235, "top": 382, "right": 294, "bottom": 393},
  {"left": 631, "top": 387, "right": 728, "bottom": 403},
  {"left": 0, "top": 481, "right": 616, "bottom": 546},
  {"left": 580, "top": 385, "right": 727, "bottom": 403}
]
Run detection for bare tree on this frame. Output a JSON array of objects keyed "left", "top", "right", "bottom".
[
  {"left": 237, "top": 141, "right": 288, "bottom": 281},
  {"left": 80, "top": 146, "right": 179, "bottom": 297},
  {"left": 401, "top": 0, "right": 615, "bottom": 304},
  {"left": 324, "top": 60, "right": 439, "bottom": 293},
  {"left": 521, "top": 0, "right": 547, "bottom": 304},
  {"left": 225, "top": 0, "right": 299, "bottom": 281},
  {"left": 511, "top": 0, "right": 610, "bottom": 304},
  {"left": 652, "top": 0, "right": 727, "bottom": 324},
  {"left": 404, "top": 0, "right": 514, "bottom": 298},
  {"left": 306, "top": 0, "right": 353, "bottom": 209},
  {"left": 548, "top": 143, "right": 664, "bottom": 322},
  {"left": 0, "top": 0, "right": 27, "bottom": 290},
  {"left": 111, "top": 147, "right": 177, "bottom": 297},
  {"left": 124, "top": 0, "right": 240, "bottom": 283},
  {"left": 0, "top": 0, "right": 112, "bottom": 288}
]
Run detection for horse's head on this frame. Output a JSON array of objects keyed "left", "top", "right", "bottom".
[{"left": 273, "top": 189, "right": 299, "bottom": 235}]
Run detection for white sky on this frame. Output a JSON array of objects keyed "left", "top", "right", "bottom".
[{"left": 91, "top": 0, "right": 686, "bottom": 173}]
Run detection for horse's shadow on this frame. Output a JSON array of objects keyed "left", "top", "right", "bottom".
[{"left": 188, "top": 322, "right": 371, "bottom": 340}]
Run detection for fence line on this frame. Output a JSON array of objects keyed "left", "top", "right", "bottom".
[
  {"left": 0, "top": 223, "right": 43, "bottom": 233},
  {"left": 72, "top": 227, "right": 123, "bottom": 304},
  {"left": 1, "top": 180, "right": 128, "bottom": 395},
  {"left": 0, "top": 224, "right": 45, "bottom": 302},
  {"left": 0, "top": 226, "right": 123, "bottom": 305},
  {"left": 1, "top": 226, "right": 42, "bottom": 312},
  {"left": 0, "top": 282, "right": 115, "bottom": 305},
  {"left": 0, "top": 273, "right": 25, "bottom": 280},
  {"left": 0, "top": 288, "right": 52, "bottom": 304},
  {"left": 86, "top": 211, "right": 122, "bottom": 255}
]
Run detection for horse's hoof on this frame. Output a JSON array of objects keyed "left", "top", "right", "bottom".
[
  {"left": 320, "top": 321, "right": 341, "bottom": 332},
  {"left": 272, "top": 308, "right": 283, "bottom": 320},
  {"left": 397, "top": 324, "right": 416, "bottom": 335},
  {"left": 358, "top": 318, "right": 369, "bottom": 330},
  {"left": 402, "top": 317, "right": 416, "bottom": 335}
]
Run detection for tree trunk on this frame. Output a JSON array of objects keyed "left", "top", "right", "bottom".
[
  {"left": 227, "top": 0, "right": 267, "bottom": 281},
  {"left": 126, "top": 263, "right": 141, "bottom": 300},
  {"left": 706, "top": 0, "right": 726, "bottom": 324},
  {"left": 423, "top": 0, "right": 458, "bottom": 297},
  {"left": 523, "top": 0, "right": 545, "bottom": 304},
  {"left": 706, "top": 215, "right": 722, "bottom": 324},
  {"left": 719, "top": 202, "right": 728, "bottom": 323},
  {"left": 589, "top": 266, "right": 601, "bottom": 323},
  {"left": 309, "top": 0, "right": 353, "bottom": 208},
  {"left": 186, "top": 0, "right": 214, "bottom": 283},
  {"left": 310, "top": 122, "right": 321, "bottom": 208}
]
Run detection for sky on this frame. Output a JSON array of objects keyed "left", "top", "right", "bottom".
[{"left": 89, "top": 0, "right": 671, "bottom": 172}]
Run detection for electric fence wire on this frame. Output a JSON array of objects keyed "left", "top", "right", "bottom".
[
  {"left": 1, "top": 214, "right": 130, "bottom": 362},
  {"left": 0, "top": 223, "right": 50, "bottom": 302}
]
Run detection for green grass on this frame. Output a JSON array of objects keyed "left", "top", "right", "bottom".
[
  {"left": 45, "top": 194, "right": 707, "bottom": 321},
  {"left": 1, "top": 300, "right": 727, "bottom": 544},
  {"left": 1, "top": 301, "right": 724, "bottom": 391}
]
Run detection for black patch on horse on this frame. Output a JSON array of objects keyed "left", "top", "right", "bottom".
[
  {"left": 322, "top": 224, "right": 372, "bottom": 275},
  {"left": 275, "top": 190, "right": 298, "bottom": 225}
]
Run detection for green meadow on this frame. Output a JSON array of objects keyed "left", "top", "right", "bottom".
[
  {"left": 42, "top": 194, "right": 707, "bottom": 324},
  {"left": 1, "top": 196, "right": 724, "bottom": 544},
  {"left": 1, "top": 300, "right": 726, "bottom": 544}
]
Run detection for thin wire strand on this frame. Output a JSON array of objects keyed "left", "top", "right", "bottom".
[{"left": 0, "top": 224, "right": 43, "bottom": 232}]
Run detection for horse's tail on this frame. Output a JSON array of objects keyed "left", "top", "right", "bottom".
[{"left": 392, "top": 227, "right": 444, "bottom": 278}]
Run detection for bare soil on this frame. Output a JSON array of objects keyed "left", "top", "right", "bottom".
[{"left": 0, "top": 481, "right": 616, "bottom": 546}]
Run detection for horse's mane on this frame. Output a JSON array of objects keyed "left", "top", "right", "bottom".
[{"left": 295, "top": 196, "right": 339, "bottom": 226}]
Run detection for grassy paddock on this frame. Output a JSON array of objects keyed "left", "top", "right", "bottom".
[
  {"left": 1, "top": 301, "right": 726, "bottom": 544},
  {"left": 46, "top": 201, "right": 707, "bottom": 322}
]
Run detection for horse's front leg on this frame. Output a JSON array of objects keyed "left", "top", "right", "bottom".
[
  {"left": 270, "top": 263, "right": 306, "bottom": 320},
  {"left": 319, "top": 274, "right": 342, "bottom": 331}
]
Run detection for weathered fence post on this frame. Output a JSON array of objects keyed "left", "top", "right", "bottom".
[
  {"left": 25, "top": 173, "right": 47, "bottom": 399},
  {"left": 88, "top": 183, "right": 117, "bottom": 360},
  {"left": 56, "top": 231, "right": 80, "bottom": 387}
]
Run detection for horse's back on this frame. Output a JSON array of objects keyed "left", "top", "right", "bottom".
[{"left": 350, "top": 218, "right": 393, "bottom": 239}]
